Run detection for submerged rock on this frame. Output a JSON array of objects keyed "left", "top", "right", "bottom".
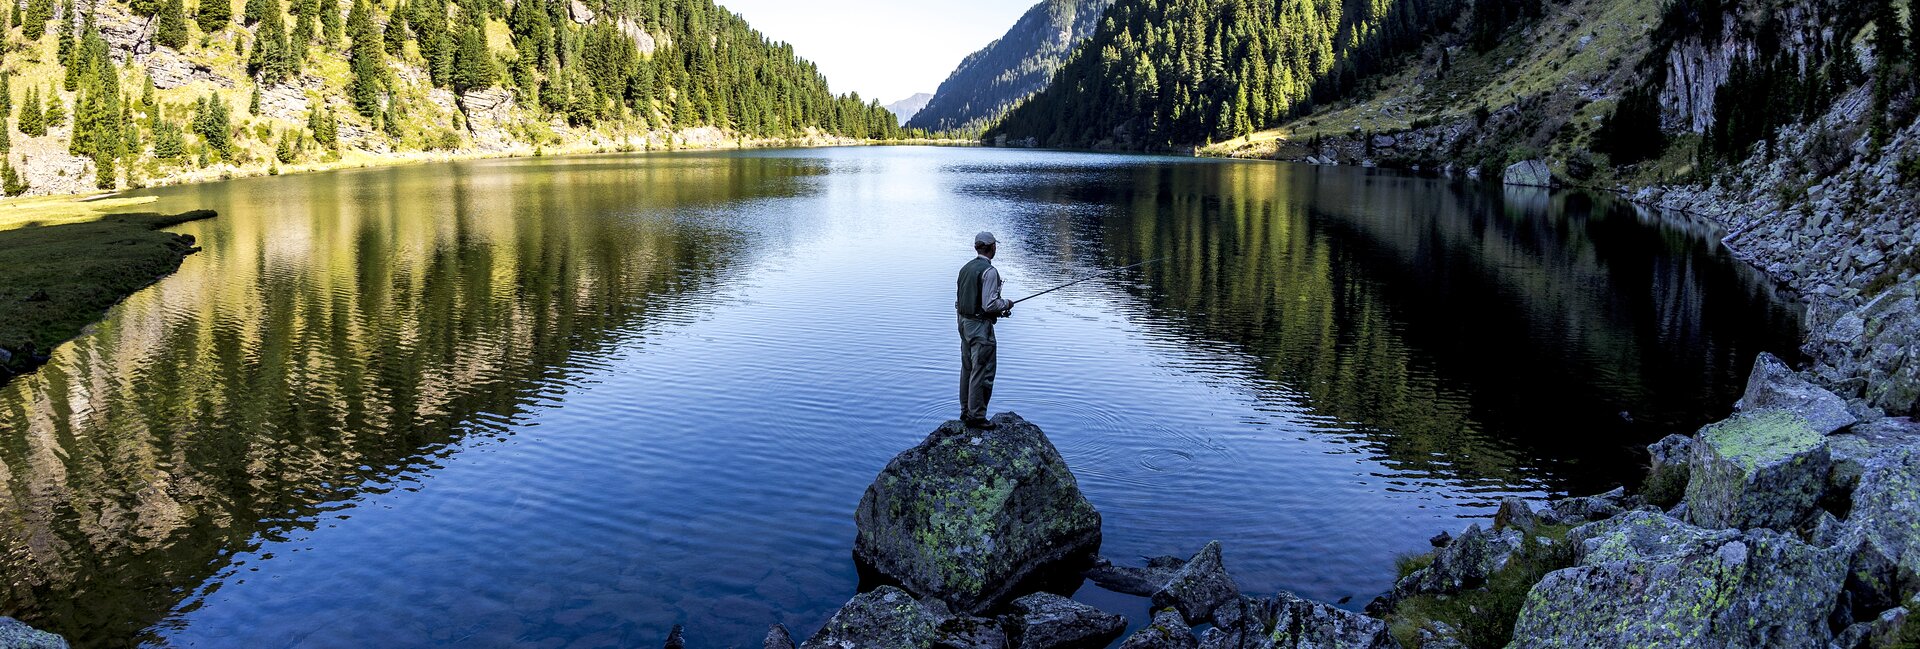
[
  {"left": 998, "top": 592, "right": 1125, "bottom": 649},
  {"left": 0, "top": 618, "right": 66, "bottom": 649},
  {"left": 663, "top": 625, "right": 686, "bottom": 649},
  {"left": 1151, "top": 541, "right": 1241, "bottom": 625},
  {"left": 854, "top": 413, "right": 1102, "bottom": 614},
  {"left": 801, "top": 586, "right": 941, "bottom": 649},
  {"left": 1737, "top": 352, "right": 1857, "bottom": 435},
  {"left": 1085, "top": 555, "right": 1185, "bottom": 597},
  {"left": 1510, "top": 511, "right": 1847, "bottom": 648},
  {"left": 1117, "top": 610, "right": 1196, "bottom": 649},
  {"left": 1683, "top": 410, "right": 1832, "bottom": 530}
]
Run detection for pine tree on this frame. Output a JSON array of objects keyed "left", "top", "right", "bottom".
[
  {"left": 19, "top": 88, "right": 44, "bottom": 137},
  {"left": 320, "top": 0, "right": 341, "bottom": 43},
  {"left": 59, "top": 6, "right": 79, "bottom": 91},
  {"left": 244, "top": 0, "right": 268, "bottom": 23},
  {"left": 347, "top": 0, "right": 382, "bottom": 117},
  {"left": 291, "top": 0, "right": 315, "bottom": 65},
  {"left": 0, "top": 74, "right": 11, "bottom": 120},
  {"left": 44, "top": 91, "right": 65, "bottom": 128},
  {"left": 1, "top": 157, "right": 28, "bottom": 196},
  {"left": 249, "top": 84, "right": 261, "bottom": 114},
  {"left": 381, "top": 96, "right": 402, "bottom": 138},
  {"left": 452, "top": 8, "right": 494, "bottom": 91},
  {"left": 22, "top": 0, "right": 52, "bottom": 40},
  {"left": 1869, "top": 0, "right": 1907, "bottom": 148},
  {"left": 153, "top": 120, "right": 185, "bottom": 159},
  {"left": 131, "top": 0, "right": 161, "bottom": 17},
  {"left": 192, "top": 93, "right": 232, "bottom": 160},
  {"left": 156, "top": 0, "right": 189, "bottom": 49},
  {"left": 197, "top": 0, "right": 232, "bottom": 32},
  {"left": 249, "top": 0, "right": 294, "bottom": 83},
  {"left": 275, "top": 129, "right": 297, "bottom": 163},
  {"left": 0, "top": 118, "right": 10, "bottom": 153}
]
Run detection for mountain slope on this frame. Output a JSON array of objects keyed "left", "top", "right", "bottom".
[
  {"left": 905, "top": 0, "right": 1113, "bottom": 134},
  {"left": 884, "top": 92, "right": 932, "bottom": 125},
  {"left": 985, "top": 0, "right": 1467, "bottom": 148},
  {"left": 0, "top": 0, "right": 907, "bottom": 196}
]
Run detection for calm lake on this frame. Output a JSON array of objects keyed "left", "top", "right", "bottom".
[{"left": 0, "top": 147, "right": 1801, "bottom": 647}]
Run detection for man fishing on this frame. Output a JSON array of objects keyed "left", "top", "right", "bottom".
[{"left": 957, "top": 232, "right": 1013, "bottom": 430}]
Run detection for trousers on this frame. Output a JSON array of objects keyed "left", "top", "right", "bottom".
[{"left": 958, "top": 316, "right": 996, "bottom": 420}]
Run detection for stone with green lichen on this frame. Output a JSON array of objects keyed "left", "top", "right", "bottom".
[
  {"left": 1117, "top": 609, "right": 1196, "bottom": 649},
  {"left": 800, "top": 586, "right": 941, "bottom": 649},
  {"left": 1509, "top": 511, "right": 1846, "bottom": 648},
  {"left": 1844, "top": 446, "right": 1920, "bottom": 602},
  {"left": 1736, "top": 352, "right": 1857, "bottom": 435},
  {"left": 854, "top": 412, "right": 1101, "bottom": 614},
  {"left": 0, "top": 618, "right": 66, "bottom": 649},
  {"left": 1683, "top": 409, "right": 1831, "bottom": 530}
]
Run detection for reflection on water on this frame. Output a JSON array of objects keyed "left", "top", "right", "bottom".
[{"left": 0, "top": 148, "right": 1799, "bottom": 646}]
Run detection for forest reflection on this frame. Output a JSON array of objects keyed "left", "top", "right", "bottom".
[
  {"left": 979, "top": 160, "right": 1799, "bottom": 494},
  {"left": 0, "top": 154, "right": 822, "bottom": 646}
]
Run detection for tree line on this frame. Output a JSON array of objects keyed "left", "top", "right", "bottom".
[
  {"left": 987, "top": 0, "right": 1466, "bottom": 148},
  {"left": 2, "top": 0, "right": 915, "bottom": 194}
]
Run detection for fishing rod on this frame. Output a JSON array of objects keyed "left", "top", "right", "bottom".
[{"left": 1011, "top": 258, "right": 1165, "bottom": 305}]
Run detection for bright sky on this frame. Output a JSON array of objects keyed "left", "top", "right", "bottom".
[{"left": 715, "top": 0, "right": 1041, "bottom": 105}]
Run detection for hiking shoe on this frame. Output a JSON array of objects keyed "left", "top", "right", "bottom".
[{"left": 963, "top": 417, "right": 997, "bottom": 430}]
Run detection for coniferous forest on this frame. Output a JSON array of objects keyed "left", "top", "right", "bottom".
[
  {"left": 0, "top": 0, "right": 912, "bottom": 194},
  {"left": 986, "top": 0, "right": 1469, "bottom": 148}
]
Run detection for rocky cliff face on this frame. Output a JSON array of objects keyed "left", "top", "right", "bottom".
[{"left": 906, "top": 0, "right": 1114, "bottom": 133}]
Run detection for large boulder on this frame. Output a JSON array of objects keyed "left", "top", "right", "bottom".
[
  {"left": 1509, "top": 511, "right": 1847, "bottom": 648},
  {"left": 1683, "top": 410, "right": 1832, "bottom": 530},
  {"left": 801, "top": 586, "right": 942, "bottom": 649},
  {"left": 0, "top": 618, "right": 66, "bottom": 649},
  {"left": 1501, "top": 159, "right": 1553, "bottom": 187},
  {"left": 1151, "top": 541, "right": 1241, "bottom": 625},
  {"left": 855, "top": 413, "right": 1102, "bottom": 614},
  {"left": 1833, "top": 595, "right": 1914, "bottom": 649},
  {"left": 998, "top": 593, "right": 1125, "bottom": 649},
  {"left": 1844, "top": 445, "right": 1920, "bottom": 602},
  {"left": 1736, "top": 352, "right": 1857, "bottom": 435}
]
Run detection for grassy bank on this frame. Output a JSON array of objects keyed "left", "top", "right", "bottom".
[{"left": 0, "top": 207, "right": 216, "bottom": 381}]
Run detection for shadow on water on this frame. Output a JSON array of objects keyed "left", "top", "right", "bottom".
[
  {"left": 0, "top": 154, "right": 823, "bottom": 646},
  {"left": 967, "top": 160, "right": 1802, "bottom": 497}
]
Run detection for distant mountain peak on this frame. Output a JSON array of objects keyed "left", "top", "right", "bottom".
[
  {"left": 907, "top": 0, "right": 1116, "bottom": 134},
  {"left": 885, "top": 93, "right": 936, "bottom": 127}
]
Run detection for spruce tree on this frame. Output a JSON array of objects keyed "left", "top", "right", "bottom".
[
  {"left": 45, "top": 92, "right": 65, "bottom": 128},
  {"left": 197, "top": 0, "right": 232, "bottom": 32},
  {"left": 320, "top": 0, "right": 341, "bottom": 43},
  {"left": 347, "top": 0, "right": 382, "bottom": 117},
  {"left": 192, "top": 93, "right": 232, "bottom": 160},
  {"left": 22, "top": 0, "right": 52, "bottom": 40},
  {"left": 0, "top": 118, "right": 10, "bottom": 153},
  {"left": 291, "top": 0, "right": 314, "bottom": 65},
  {"left": 248, "top": 0, "right": 293, "bottom": 83},
  {"left": 0, "top": 74, "right": 10, "bottom": 119},
  {"left": 156, "top": 0, "right": 189, "bottom": 49},
  {"left": 452, "top": 8, "right": 494, "bottom": 91},
  {"left": 153, "top": 120, "right": 185, "bottom": 159},
  {"left": 2, "top": 157, "right": 28, "bottom": 196},
  {"left": 244, "top": 0, "right": 268, "bottom": 24},
  {"left": 1869, "top": 0, "right": 1906, "bottom": 148},
  {"left": 381, "top": 96, "right": 402, "bottom": 138},
  {"left": 19, "top": 88, "right": 43, "bottom": 136}
]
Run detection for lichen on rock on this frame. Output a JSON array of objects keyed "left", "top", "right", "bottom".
[
  {"left": 800, "top": 586, "right": 941, "bottom": 649},
  {"left": 854, "top": 412, "right": 1102, "bottom": 614},
  {"left": 1510, "top": 511, "right": 1847, "bottom": 648},
  {"left": 1683, "top": 409, "right": 1831, "bottom": 530}
]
